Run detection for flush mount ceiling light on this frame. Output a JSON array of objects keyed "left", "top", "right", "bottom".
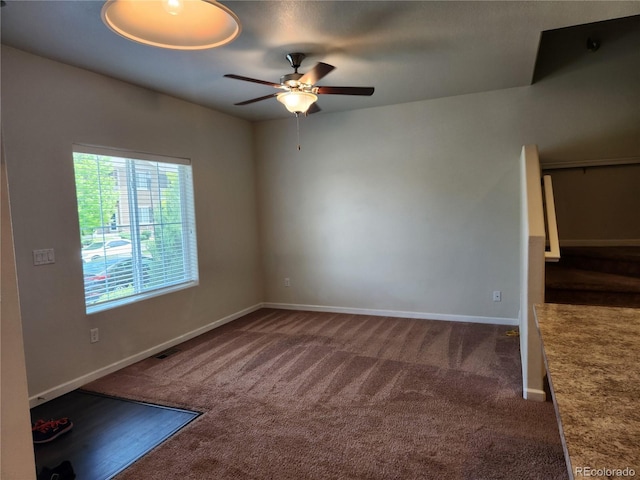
[
  {"left": 276, "top": 90, "right": 318, "bottom": 114},
  {"left": 101, "top": 0, "right": 241, "bottom": 50}
]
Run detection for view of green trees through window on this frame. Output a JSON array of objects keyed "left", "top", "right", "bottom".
[{"left": 73, "top": 148, "right": 198, "bottom": 312}]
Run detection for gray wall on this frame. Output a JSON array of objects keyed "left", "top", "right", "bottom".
[
  {"left": 2, "top": 46, "right": 263, "bottom": 399},
  {"left": 543, "top": 164, "right": 640, "bottom": 245},
  {"left": 256, "top": 93, "right": 523, "bottom": 320},
  {"left": 255, "top": 22, "right": 640, "bottom": 320}
]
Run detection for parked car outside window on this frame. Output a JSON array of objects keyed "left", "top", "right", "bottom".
[
  {"left": 81, "top": 239, "right": 132, "bottom": 263},
  {"left": 83, "top": 256, "right": 152, "bottom": 304}
]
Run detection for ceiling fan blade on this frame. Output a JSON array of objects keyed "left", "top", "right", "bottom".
[
  {"left": 299, "top": 62, "right": 335, "bottom": 85},
  {"left": 306, "top": 103, "right": 322, "bottom": 115},
  {"left": 316, "top": 86, "right": 375, "bottom": 96},
  {"left": 224, "top": 74, "right": 281, "bottom": 88},
  {"left": 234, "top": 93, "right": 278, "bottom": 106}
]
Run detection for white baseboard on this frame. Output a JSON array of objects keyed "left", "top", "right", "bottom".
[
  {"left": 524, "top": 388, "right": 547, "bottom": 402},
  {"left": 560, "top": 239, "right": 640, "bottom": 247},
  {"left": 262, "top": 302, "right": 519, "bottom": 326},
  {"left": 29, "top": 303, "right": 263, "bottom": 408}
]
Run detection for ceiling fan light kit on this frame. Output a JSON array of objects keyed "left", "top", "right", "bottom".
[
  {"left": 101, "top": 0, "right": 241, "bottom": 50},
  {"left": 276, "top": 91, "right": 318, "bottom": 114}
]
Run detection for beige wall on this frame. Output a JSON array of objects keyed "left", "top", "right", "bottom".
[
  {"left": 543, "top": 164, "right": 640, "bottom": 245},
  {"left": 256, "top": 92, "right": 523, "bottom": 321},
  {"left": 255, "top": 21, "right": 640, "bottom": 321},
  {"left": 1, "top": 46, "right": 263, "bottom": 400}
]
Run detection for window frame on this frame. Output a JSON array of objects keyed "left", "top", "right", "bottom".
[{"left": 73, "top": 144, "right": 199, "bottom": 314}]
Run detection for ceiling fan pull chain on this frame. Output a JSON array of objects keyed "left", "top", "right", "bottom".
[{"left": 296, "top": 112, "right": 301, "bottom": 151}]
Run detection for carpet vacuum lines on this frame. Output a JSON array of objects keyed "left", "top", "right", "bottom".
[{"left": 83, "top": 308, "right": 568, "bottom": 480}]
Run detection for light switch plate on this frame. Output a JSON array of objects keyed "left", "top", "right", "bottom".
[{"left": 33, "top": 248, "right": 55, "bottom": 265}]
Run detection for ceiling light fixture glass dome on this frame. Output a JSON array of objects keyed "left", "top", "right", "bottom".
[{"left": 276, "top": 91, "right": 318, "bottom": 114}]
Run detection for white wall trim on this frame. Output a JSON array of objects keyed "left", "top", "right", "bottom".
[
  {"left": 560, "top": 239, "right": 640, "bottom": 247},
  {"left": 263, "top": 302, "right": 519, "bottom": 326},
  {"left": 29, "top": 303, "right": 263, "bottom": 408},
  {"left": 524, "top": 388, "right": 547, "bottom": 402}
]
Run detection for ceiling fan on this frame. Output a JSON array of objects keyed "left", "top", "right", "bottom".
[{"left": 224, "top": 53, "right": 375, "bottom": 115}]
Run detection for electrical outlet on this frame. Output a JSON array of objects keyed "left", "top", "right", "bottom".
[
  {"left": 492, "top": 291, "right": 502, "bottom": 302},
  {"left": 90, "top": 328, "right": 99, "bottom": 343},
  {"left": 284, "top": 277, "right": 291, "bottom": 287}
]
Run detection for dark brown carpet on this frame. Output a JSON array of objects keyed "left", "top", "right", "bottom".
[{"left": 84, "top": 309, "right": 568, "bottom": 479}]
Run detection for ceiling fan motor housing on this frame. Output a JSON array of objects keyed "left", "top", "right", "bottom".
[{"left": 281, "top": 72, "right": 304, "bottom": 88}]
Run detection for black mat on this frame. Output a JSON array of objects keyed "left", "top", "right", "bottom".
[{"left": 31, "top": 390, "right": 200, "bottom": 479}]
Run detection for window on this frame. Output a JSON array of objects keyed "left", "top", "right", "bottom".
[
  {"left": 136, "top": 171, "right": 152, "bottom": 190},
  {"left": 138, "top": 206, "right": 153, "bottom": 225},
  {"left": 73, "top": 145, "right": 199, "bottom": 313}
]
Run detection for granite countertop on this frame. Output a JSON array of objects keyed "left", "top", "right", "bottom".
[{"left": 535, "top": 303, "right": 640, "bottom": 480}]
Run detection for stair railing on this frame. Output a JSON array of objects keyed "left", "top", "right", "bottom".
[{"left": 542, "top": 175, "right": 560, "bottom": 262}]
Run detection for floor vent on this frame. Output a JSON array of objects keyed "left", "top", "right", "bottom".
[{"left": 155, "top": 347, "right": 180, "bottom": 359}]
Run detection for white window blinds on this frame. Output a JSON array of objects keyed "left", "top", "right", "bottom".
[{"left": 73, "top": 146, "right": 198, "bottom": 313}]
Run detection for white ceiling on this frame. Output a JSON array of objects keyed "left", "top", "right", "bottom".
[{"left": 2, "top": 1, "right": 639, "bottom": 122}]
